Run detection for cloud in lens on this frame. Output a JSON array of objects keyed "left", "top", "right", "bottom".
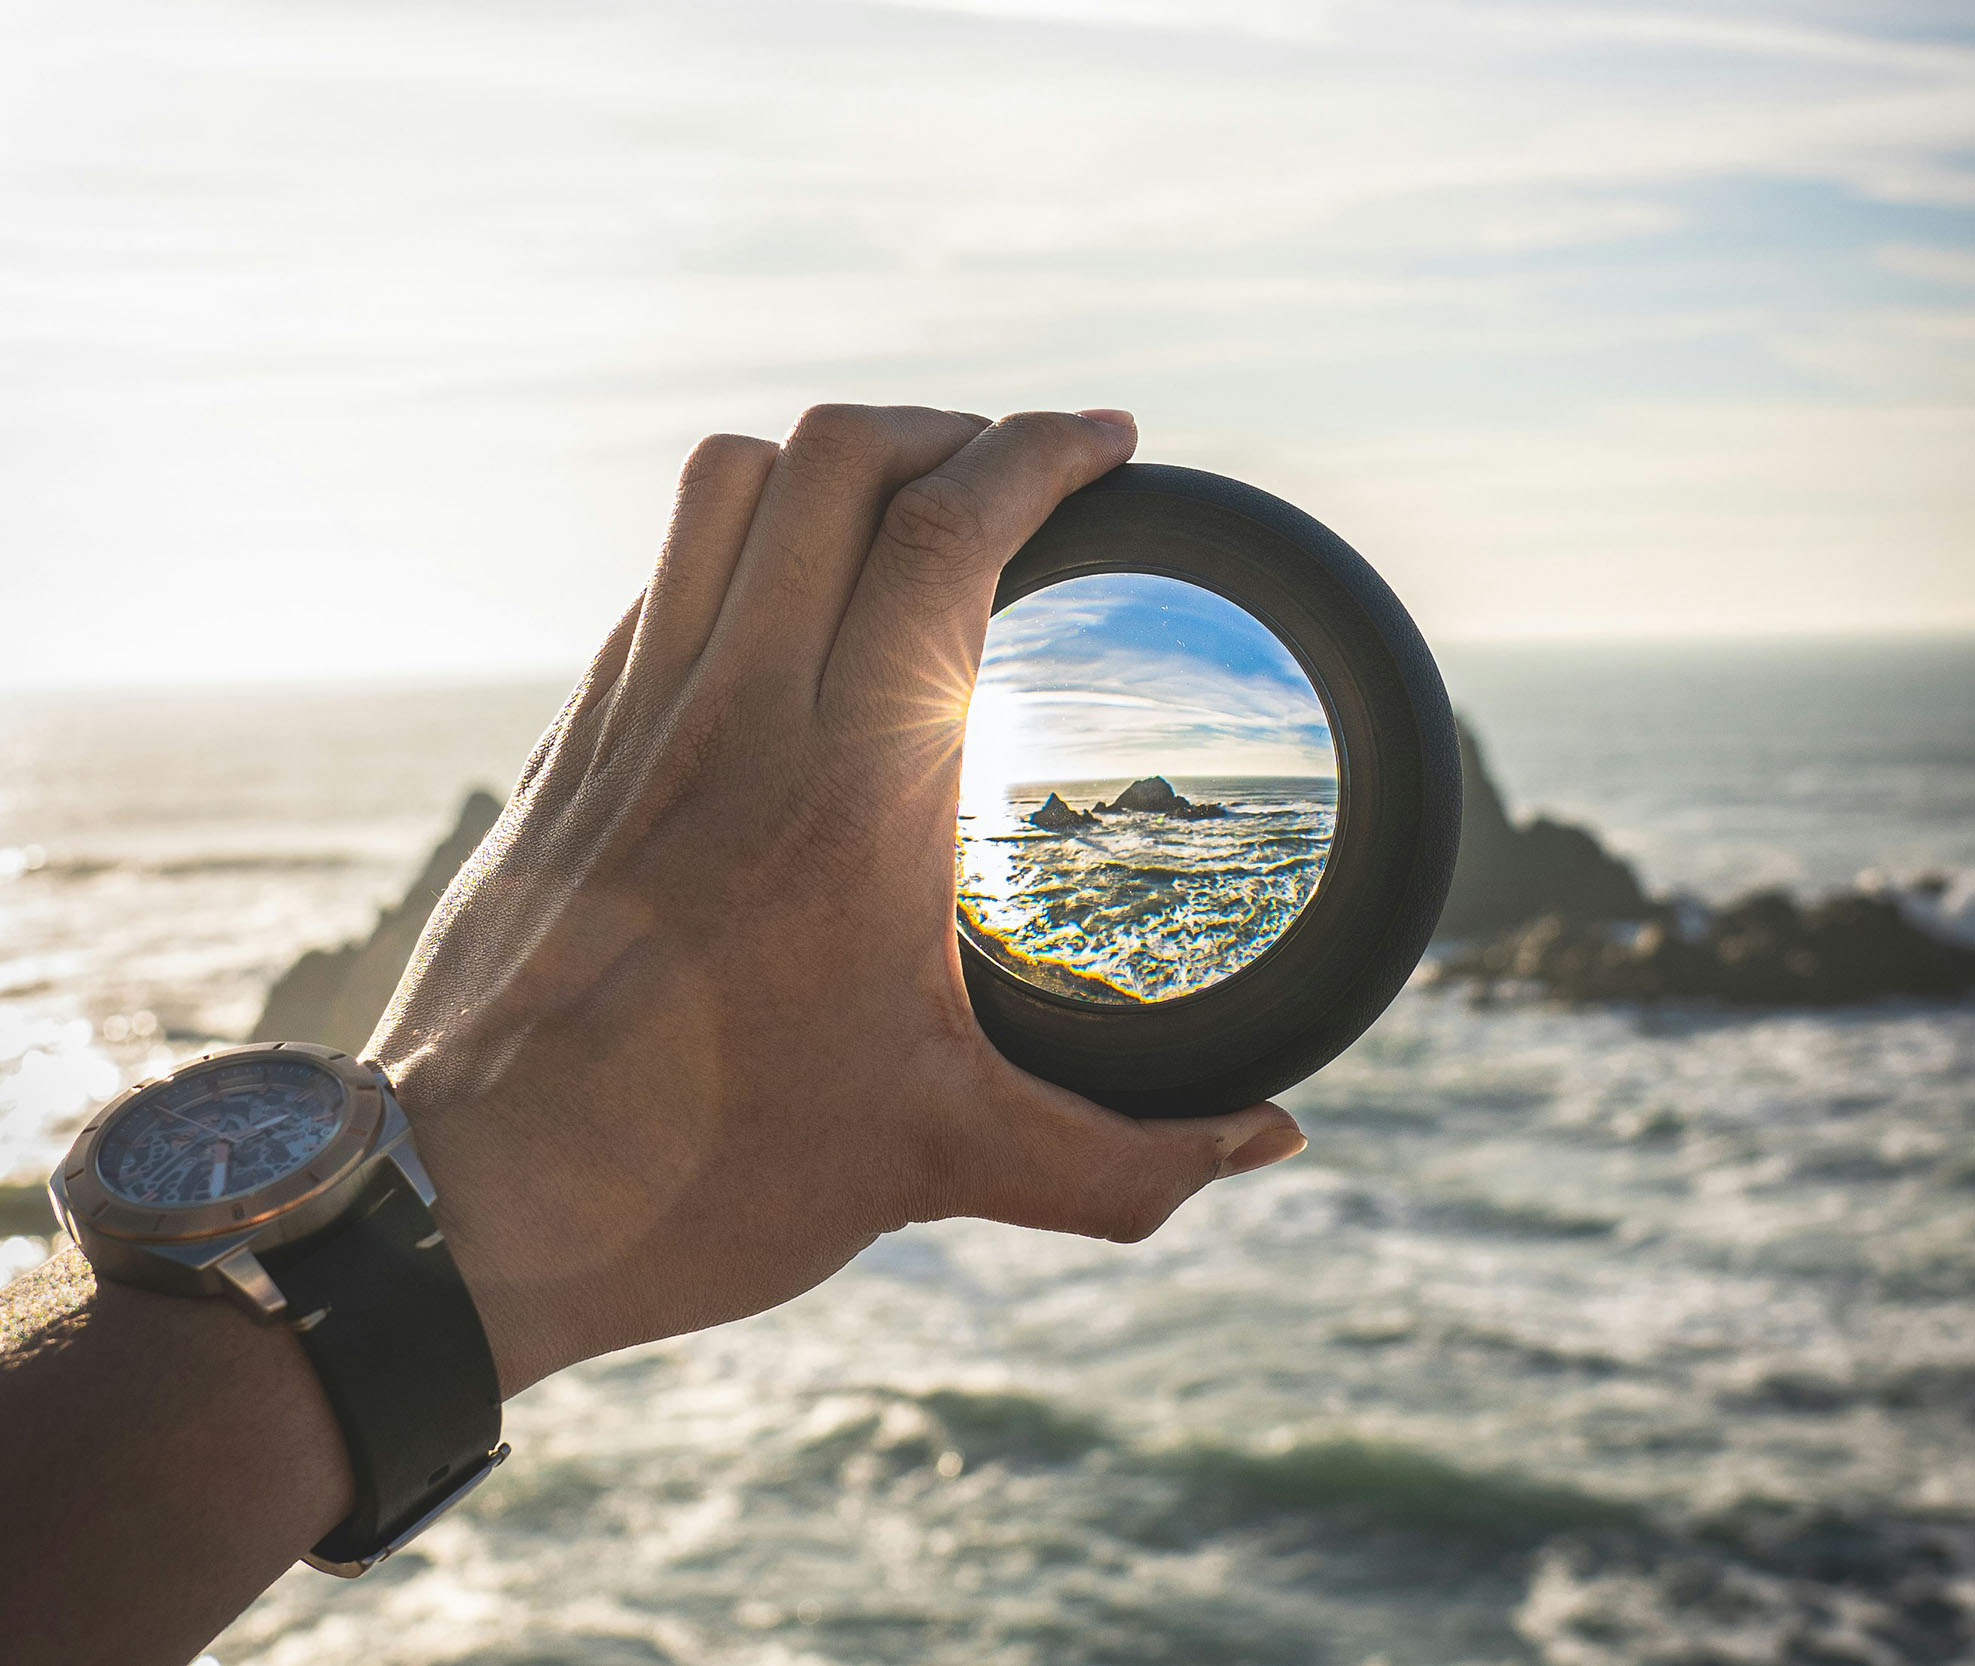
[{"left": 961, "top": 575, "right": 1336, "bottom": 794}]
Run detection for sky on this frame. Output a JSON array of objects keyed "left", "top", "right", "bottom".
[
  {"left": 2, "top": 0, "right": 1972, "bottom": 686},
  {"left": 960, "top": 573, "right": 1337, "bottom": 791}
]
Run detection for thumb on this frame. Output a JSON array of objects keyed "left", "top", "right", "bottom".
[{"left": 943, "top": 1080, "right": 1308, "bottom": 1243}]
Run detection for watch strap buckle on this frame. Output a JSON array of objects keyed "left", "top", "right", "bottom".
[{"left": 301, "top": 1442, "right": 510, "bottom": 1578}]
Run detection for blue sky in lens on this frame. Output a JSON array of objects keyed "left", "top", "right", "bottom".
[
  {"left": 1, "top": 0, "right": 1972, "bottom": 683},
  {"left": 962, "top": 575, "right": 1336, "bottom": 790}
]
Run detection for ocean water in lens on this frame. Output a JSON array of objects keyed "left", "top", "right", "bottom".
[
  {"left": 957, "top": 778, "right": 1335, "bottom": 1002},
  {"left": 4, "top": 641, "right": 1974, "bottom": 1666}
]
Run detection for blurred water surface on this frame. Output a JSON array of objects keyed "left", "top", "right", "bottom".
[{"left": 2, "top": 639, "right": 1973, "bottom": 1665}]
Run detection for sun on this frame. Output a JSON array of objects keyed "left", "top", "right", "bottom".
[{"left": 958, "top": 677, "right": 1029, "bottom": 817}]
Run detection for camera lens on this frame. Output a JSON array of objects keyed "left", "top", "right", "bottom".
[
  {"left": 956, "top": 465, "right": 1460, "bottom": 1118},
  {"left": 957, "top": 572, "right": 1339, "bottom": 1005}
]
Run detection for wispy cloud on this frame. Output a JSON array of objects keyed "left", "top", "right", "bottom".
[
  {"left": 965, "top": 575, "right": 1335, "bottom": 784},
  {"left": 1, "top": 0, "right": 1970, "bottom": 682}
]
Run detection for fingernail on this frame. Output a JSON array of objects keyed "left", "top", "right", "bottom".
[
  {"left": 1217, "top": 1125, "right": 1307, "bottom": 1179},
  {"left": 1076, "top": 408, "right": 1136, "bottom": 430}
]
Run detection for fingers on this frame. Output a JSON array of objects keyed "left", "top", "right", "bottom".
[
  {"left": 708, "top": 404, "right": 989, "bottom": 695},
  {"left": 932, "top": 1078, "right": 1306, "bottom": 1243},
  {"left": 818, "top": 410, "right": 1137, "bottom": 722},
  {"left": 598, "top": 406, "right": 1123, "bottom": 751},
  {"left": 512, "top": 591, "right": 646, "bottom": 802},
  {"left": 604, "top": 432, "right": 779, "bottom": 738}
]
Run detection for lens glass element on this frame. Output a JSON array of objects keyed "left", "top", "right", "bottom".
[{"left": 957, "top": 573, "right": 1338, "bottom": 1004}]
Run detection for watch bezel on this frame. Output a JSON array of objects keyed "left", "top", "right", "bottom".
[{"left": 57, "top": 1043, "right": 387, "bottom": 1246}]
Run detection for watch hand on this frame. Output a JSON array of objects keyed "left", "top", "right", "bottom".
[
  {"left": 207, "top": 1142, "right": 231, "bottom": 1200},
  {"left": 156, "top": 1104, "right": 230, "bottom": 1137}
]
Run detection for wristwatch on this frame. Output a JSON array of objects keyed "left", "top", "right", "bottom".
[{"left": 48, "top": 1041, "right": 507, "bottom": 1576}]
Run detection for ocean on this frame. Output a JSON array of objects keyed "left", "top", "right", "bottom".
[
  {"left": 957, "top": 777, "right": 1336, "bottom": 1003},
  {"left": 3, "top": 638, "right": 1974, "bottom": 1666}
]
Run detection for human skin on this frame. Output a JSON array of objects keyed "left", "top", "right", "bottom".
[{"left": 0, "top": 405, "right": 1306, "bottom": 1666}]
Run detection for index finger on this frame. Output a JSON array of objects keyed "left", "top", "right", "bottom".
[{"left": 816, "top": 409, "right": 1137, "bottom": 720}]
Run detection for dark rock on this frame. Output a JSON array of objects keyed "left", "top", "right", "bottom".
[
  {"left": 1027, "top": 792, "right": 1097, "bottom": 831},
  {"left": 0, "top": 1181, "right": 58, "bottom": 1237},
  {"left": 1091, "top": 776, "right": 1226, "bottom": 820},
  {"left": 1433, "top": 722, "right": 1975, "bottom": 1007},
  {"left": 1435, "top": 722, "right": 1652, "bottom": 939},
  {"left": 1438, "top": 890, "right": 1975, "bottom": 1007},
  {"left": 251, "top": 790, "right": 504, "bottom": 1054},
  {"left": 960, "top": 924, "right": 1143, "bottom": 1003},
  {"left": 1098, "top": 775, "right": 1181, "bottom": 813}
]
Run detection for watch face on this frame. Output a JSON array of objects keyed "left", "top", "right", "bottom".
[{"left": 95, "top": 1055, "right": 349, "bottom": 1208}]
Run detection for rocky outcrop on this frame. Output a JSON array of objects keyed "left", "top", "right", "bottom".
[
  {"left": 1024, "top": 776, "right": 1226, "bottom": 831},
  {"left": 1434, "top": 724, "right": 1975, "bottom": 1006},
  {"left": 0, "top": 1182, "right": 57, "bottom": 1237},
  {"left": 1091, "top": 776, "right": 1226, "bottom": 821},
  {"left": 250, "top": 790, "right": 503, "bottom": 1055},
  {"left": 1440, "top": 890, "right": 1975, "bottom": 1007},
  {"left": 1435, "top": 723, "right": 1651, "bottom": 939},
  {"left": 1028, "top": 793, "right": 1097, "bottom": 831},
  {"left": 961, "top": 923, "right": 1143, "bottom": 1003}
]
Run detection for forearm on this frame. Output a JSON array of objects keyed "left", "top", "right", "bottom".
[
  {"left": 0, "top": 404, "right": 1308, "bottom": 1664},
  {"left": 0, "top": 1248, "right": 353, "bottom": 1666}
]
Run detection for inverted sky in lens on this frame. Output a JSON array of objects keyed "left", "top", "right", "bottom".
[{"left": 957, "top": 574, "right": 1338, "bottom": 1005}]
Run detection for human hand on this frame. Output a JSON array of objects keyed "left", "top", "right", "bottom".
[{"left": 370, "top": 404, "right": 1308, "bottom": 1395}]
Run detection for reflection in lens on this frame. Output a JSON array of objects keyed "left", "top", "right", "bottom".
[{"left": 957, "top": 574, "right": 1338, "bottom": 1004}]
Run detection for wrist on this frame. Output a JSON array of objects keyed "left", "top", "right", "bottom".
[
  {"left": 373, "top": 1039, "right": 573, "bottom": 1397},
  {"left": 0, "top": 1249, "right": 354, "bottom": 1664},
  {"left": 43, "top": 1039, "right": 510, "bottom": 1584}
]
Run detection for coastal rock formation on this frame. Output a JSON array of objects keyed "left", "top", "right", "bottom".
[
  {"left": 1434, "top": 723, "right": 1975, "bottom": 1006},
  {"left": 1440, "top": 890, "right": 1975, "bottom": 1007},
  {"left": 0, "top": 1181, "right": 57, "bottom": 1237},
  {"left": 1028, "top": 792, "right": 1097, "bottom": 831},
  {"left": 250, "top": 789, "right": 503, "bottom": 1054},
  {"left": 1435, "top": 723, "right": 1651, "bottom": 939},
  {"left": 1091, "top": 776, "right": 1226, "bottom": 821},
  {"left": 1025, "top": 777, "right": 1225, "bottom": 830},
  {"left": 960, "top": 920, "right": 1143, "bottom": 1003}
]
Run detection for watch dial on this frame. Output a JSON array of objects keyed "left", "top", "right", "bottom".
[{"left": 95, "top": 1056, "right": 349, "bottom": 1208}]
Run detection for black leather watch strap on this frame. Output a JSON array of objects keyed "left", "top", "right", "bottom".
[{"left": 262, "top": 1164, "right": 503, "bottom": 1571}]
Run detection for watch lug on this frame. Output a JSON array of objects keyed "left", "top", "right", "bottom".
[
  {"left": 212, "top": 1244, "right": 289, "bottom": 1323},
  {"left": 384, "top": 1142, "right": 438, "bottom": 1209},
  {"left": 371, "top": 1094, "right": 438, "bottom": 1208},
  {"left": 46, "top": 1170, "right": 77, "bottom": 1240}
]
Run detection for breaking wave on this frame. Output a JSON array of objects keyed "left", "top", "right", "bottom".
[{"left": 956, "top": 776, "right": 1336, "bottom": 1001}]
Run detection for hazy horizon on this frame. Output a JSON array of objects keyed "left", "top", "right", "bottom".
[{"left": 4, "top": 627, "right": 1970, "bottom": 697}]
